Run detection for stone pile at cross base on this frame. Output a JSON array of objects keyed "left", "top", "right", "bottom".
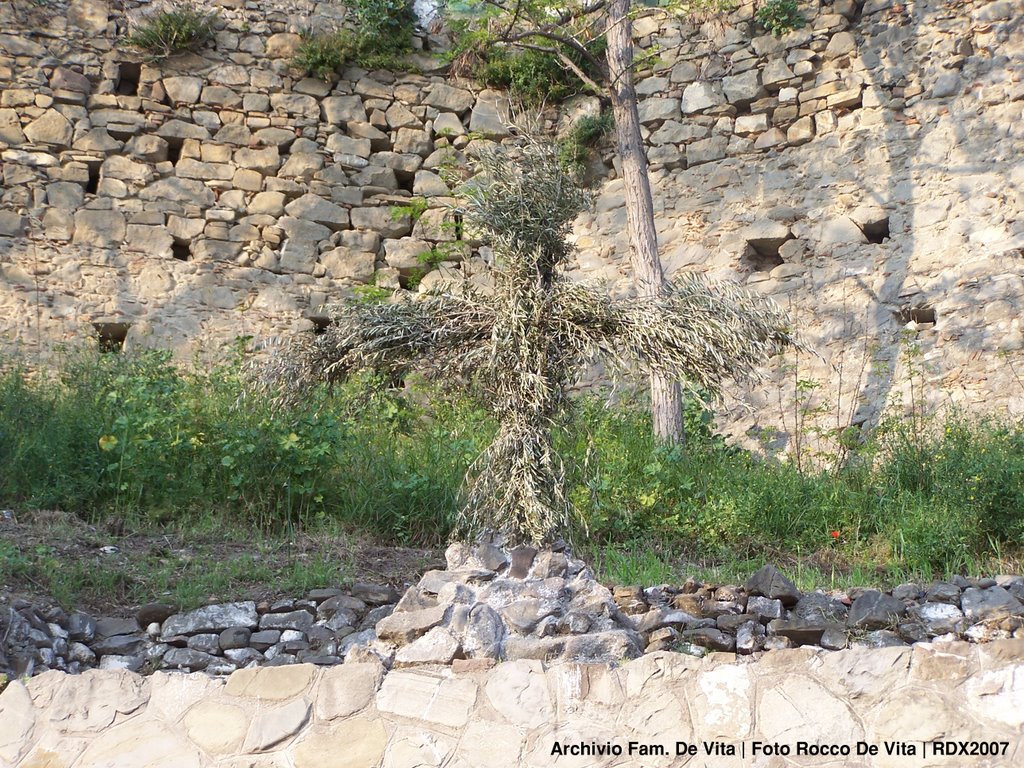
[{"left": 3, "top": 542, "right": 1024, "bottom": 678}]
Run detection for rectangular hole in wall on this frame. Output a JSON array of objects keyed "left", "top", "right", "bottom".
[
  {"left": 166, "top": 139, "right": 182, "bottom": 166},
  {"left": 93, "top": 322, "right": 130, "bottom": 353},
  {"left": 894, "top": 306, "right": 936, "bottom": 328},
  {"left": 85, "top": 164, "right": 100, "bottom": 194},
  {"left": 171, "top": 239, "right": 191, "bottom": 261},
  {"left": 116, "top": 62, "right": 141, "bottom": 96}
]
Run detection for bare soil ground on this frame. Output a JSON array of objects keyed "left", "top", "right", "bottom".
[{"left": 0, "top": 508, "right": 445, "bottom": 617}]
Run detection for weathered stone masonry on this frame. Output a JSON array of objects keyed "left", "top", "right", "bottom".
[
  {"left": 0, "top": 0, "right": 1022, "bottom": 447},
  {"left": 1, "top": 642, "right": 1023, "bottom": 767}
]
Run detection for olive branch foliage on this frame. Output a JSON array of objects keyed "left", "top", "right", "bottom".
[{"left": 256, "top": 137, "right": 795, "bottom": 545}]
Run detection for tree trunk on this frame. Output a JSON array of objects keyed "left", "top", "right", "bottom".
[{"left": 605, "top": 0, "right": 685, "bottom": 443}]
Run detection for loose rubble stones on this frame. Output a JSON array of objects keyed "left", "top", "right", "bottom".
[{"left": 3, "top": 561, "right": 1024, "bottom": 678}]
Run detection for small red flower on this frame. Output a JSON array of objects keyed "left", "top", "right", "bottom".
[{"left": 830, "top": 530, "right": 841, "bottom": 540}]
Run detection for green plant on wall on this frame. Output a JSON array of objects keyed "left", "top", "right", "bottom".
[
  {"left": 347, "top": 0, "right": 417, "bottom": 68},
  {"left": 558, "top": 111, "right": 614, "bottom": 172},
  {"left": 126, "top": 3, "right": 218, "bottom": 60},
  {"left": 293, "top": 31, "right": 347, "bottom": 80},
  {"left": 756, "top": 0, "right": 806, "bottom": 36}
]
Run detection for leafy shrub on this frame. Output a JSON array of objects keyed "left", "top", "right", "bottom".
[
  {"left": 126, "top": 3, "right": 218, "bottom": 59},
  {"left": 353, "top": 0, "right": 416, "bottom": 50},
  {"left": 558, "top": 111, "right": 614, "bottom": 171},
  {"left": 756, "top": 0, "right": 805, "bottom": 36},
  {"left": 293, "top": 31, "right": 347, "bottom": 80},
  {"left": 345, "top": 0, "right": 416, "bottom": 69}
]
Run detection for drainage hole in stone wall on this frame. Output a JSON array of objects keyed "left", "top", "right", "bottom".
[
  {"left": 85, "top": 164, "right": 100, "bottom": 195},
  {"left": 93, "top": 322, "right": 130, "bottom": 352},
  {"left": 171, "top": 240, "right": 191, "bottom": 261},
  {"left": 166, "top": 140, "right": 182, "bottom": 166},
  {"left": 116, "top": 62, "right": 141, "bottom": 96},
  {"left": 862, "top": 216, "right": 890, "bottom": 244},
  {"left": 894, "top": 306, "right": 936, "bottom": 328}
]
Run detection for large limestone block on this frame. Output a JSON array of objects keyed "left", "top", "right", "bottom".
[
  {"left": 351, "top": 206, "right": 413, "bottom": 238},
  {"left": 326, "top": 133, "right": 372, "bottom": 158},
  {"left": 456, "top": 721, "right": 525, "bottom": 768},
  {"left": 181, "top": 699, "right": 248, "bottom": 755},
  {"left": 315, "top": 662, "right": 384, "bottom": 720},
  {"left": 870, "top": 689, "right": 964, "bottom": 743},
  {"left": 394, "top": 626, "right": 461, "bottom": 667},
  {"left": 271, "top": 93, "right": 319, "bottom": 118},
  {"left": 156, "top": 120, "right": 210, "bottom": 142},
  {"left": 235, "top": 146, "right": 281, "bottom": 175},
  {"left": 265, "top": 32, "right": 302, "bottom": 58},
  {"left": 73, "top": 127, "right": 122, "bottom": 153},
  {"left": 687, "top": 663, "right": 754, "bottom": 740},
  {"left": 47, "top": 669, "right": 148, "bottom": 733},
  {"left": 101, "top": 155, "right": 155, "bottom": 184},
  {"left": 393, "top": 127, "right": 433, "bottom": 157},
  {"left": 638, "top": 97, "right": 680, "bottom": 124},
  {"left": 0, "top": 681, "right": 35, "bottom": 766},
  {"left": 484, "top": 659, "right": 553, "bottom": 729},
  {"left": 285, "top": 194, "right": 349, "bottom": 230},
  {"left": 377, "top": 670, "right": 478, "bottom": 727},
  {"left": 425, "top": 83, "right": 475, "bottom": 114},
  {"left": 411, "top": 208, "right": 456, "bottom": 241},
  {"left": 433, "top": 111, "right": 466, "bottom": 137},
  {"left": 226, "top": 664, "right": 317, "bottom": 701},
  {"left": 376, "top": 603, "right": 447, "bottom": 644},
  {"left": 46, "top": 181, "right": 85, "bottom": 210},
  {"left": 279, "top": 152, "right": 325, "bottom": 181},
  {"left": 24, "top": 109, "right": 73, "bottom": 147},
  {"left": 686, "top": 135, "right": 728, "bottom": 166},
  {"left": 201, "top": 86, "right": 242, "bottom": 109},
  {"left": 73, "top": 209, "right": 126, "bottom": 248},
  {"left": 322, "top": 95, "right": 368, "bottom": 125},
  {"left": 757, "top": 674, "right": 864, "bottom": 744},
  {"left": 293, "top": 718, "right": 388, "bottom": 768},
  {"left": 469, "top": 90, "right": 511, "bottom": 138},
  {"left": 320, "top": 246, "right": 376, "bottom": 282},
  {"left": 163, "top": 76, "right": 203, "bottom": 104},
  {"left": 385, "top": 102, "right": 422, "bottom": 130},
  {"left": 67, "top": 0, "right": 109, "bottom": 34},
  {"left": 812, "top": 216, "right": 868, "bottom": 245},
  {"left": 383, "top": 237, "right": 431, "bottom": 272},
  {"left": 248, "top": 191, "right": 286, "bottom": 216},
  {"left": 681, "top": 81, "right": 724, "bottom": 114},
  {"left": 243, "top": 697, "right": 310, "bottom": 752},
  {"left": 125, "top": 134, "right": 169, "bottom": 162},
  {"left": 280, "top": 216, "right": 331, "bottom": 244},
  {"left": 126, "top": 225, "right": 173, "bottom": 257},
  {"left": 722, "top": 70, "right": 766, "bottom": 107},
  {"left": 0, "top": 108, "right": 26, "bottom": 145},
  {"left": 76, "top": 719, "right": 202, "bottom": 768}
]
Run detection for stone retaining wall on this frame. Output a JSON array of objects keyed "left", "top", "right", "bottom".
[
  {"left": 0, "top": 0, "right": 1022, "bottom": 449},
  {"left": 1, "top": 641, "right": 1023, "bottom": 767}
]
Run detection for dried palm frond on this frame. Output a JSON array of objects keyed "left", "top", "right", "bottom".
[
  {"left": 550, "top": 274, "right": 796, "bottom": 402},
  {"left": 251, "top": 136, "right": 797, "bottom": 546}
]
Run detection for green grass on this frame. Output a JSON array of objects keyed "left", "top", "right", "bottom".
[
  {"left": 126, "top": 3, "right": 218, "bottom": 60},
  {"left": 1, "top": 347, "right": 1022, "bottom": 586}
]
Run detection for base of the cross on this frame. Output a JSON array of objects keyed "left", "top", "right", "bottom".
[{"left": 348, "top": 533, "right": 643, "bottom": 667}]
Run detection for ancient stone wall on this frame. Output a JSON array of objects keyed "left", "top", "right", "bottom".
[
  {"left": 2, "top": 642, "right": 1023, "bottom": 767},
  {"left": 574, "top": 0, "right": 1024, "bottom": 452},
  {"left": 0, "top": 0, "right": 1022, "bottom": 449}
]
